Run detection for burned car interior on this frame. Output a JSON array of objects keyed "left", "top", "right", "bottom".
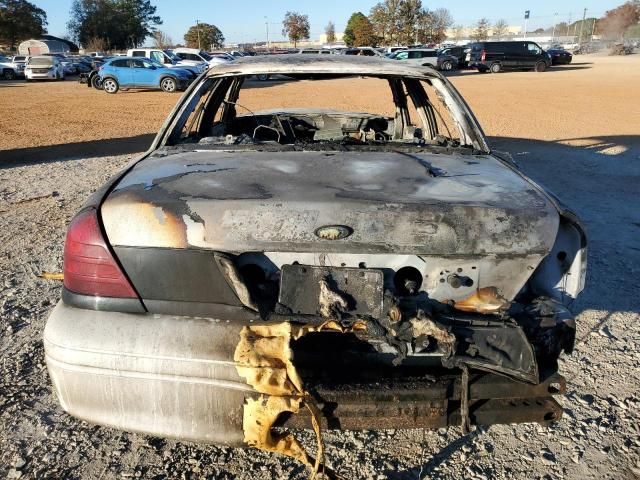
[
  {"left": 44, "top": 56, "right": 587, "bottom": 477},
  {"left": 167, "top": 72, "right": 477, "bottom": 153}
]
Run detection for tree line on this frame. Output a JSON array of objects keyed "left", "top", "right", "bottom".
[
  {"left": 282, "top": 0, "right": 639, "bottom": 47},
  {"left": 1, "top": 0, "right": 638, "bottom": 52}
]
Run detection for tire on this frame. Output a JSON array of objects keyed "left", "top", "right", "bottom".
[
  {"left": 535, "top": 61, "right": 547, "bottom": 72},
  {"left": 256, "top": 74, "right": 269, "bottom": 81},
  {"left": 490, "top": 63, "right": 501, "bottom": 73},
  {"left": 3, "top": 69, "right": 16, "bottom": 80},
  {"left": 102, "top": 77, "right": 119, "bottom": 94},
  {"left": 91, "top": 74, "right": 102, "bottom": 89},
  {"left": 441, "top": 60, "right": 453, "bottom": 71},
  {"left": 160, "top": 77, "right": 177, "bottom": 93}
]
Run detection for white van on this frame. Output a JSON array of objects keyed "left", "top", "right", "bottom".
[
  {"left": 126, "top": 48, "right": 207, "bottom": 76},
  {"left": 172, "top": 48, "right": 229, "bottom": 67}
]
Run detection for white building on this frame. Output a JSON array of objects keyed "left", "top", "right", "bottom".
[{"left": 18, "top": 38, "right": 72, "bottom": 55}]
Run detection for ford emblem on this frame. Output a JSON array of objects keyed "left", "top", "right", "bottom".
[{"left": 314, "top": 225, "right": 353, "bottom": 240}]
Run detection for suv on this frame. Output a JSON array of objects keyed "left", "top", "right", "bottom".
[
  {"left": 467, "top": 41, "right": 550, "bottom": 73},
  {"left": 0, "top": 55, "right": 22, "bottom": 79},
  {"left": 127, "top": 48, "right": 206, "bottom": 77},
  {"left": 342, "top": 47, "right": 382, "bottom": 56},
  {"left": 390, "top": 49, "right": 438, "bottom": 67},
  {"left": 25, "top": 55, "right": 65, "bottom": 81},
  {"left": 438, "top": 46, "right": 468, "bottom": 67},
  {"left": 298, "top": 49, "right": 332, "bottom": 54},
  {"left": 99, "top": 57, "right": 192, "bottom": 94},
  {"left": 172, "top": 47, "right": 229, "bottom": 67}
]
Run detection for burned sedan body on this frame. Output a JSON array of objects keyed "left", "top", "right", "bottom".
[{"left": 44, "top": 55, "right": 586, "bottom": 471}]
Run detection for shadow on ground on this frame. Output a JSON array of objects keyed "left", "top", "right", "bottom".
[
  {"left": 386, "top": 134, "right": 639, "bottom": 479},
  {"left": 0, "top": 133, "right": 155, "bottom": 167}
]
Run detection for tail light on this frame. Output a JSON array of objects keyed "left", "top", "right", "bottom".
[
  {"left": 63, "top": 209, "right": 138, "bottom": 298},
  {"left": 480, "top": 49, "right": 486, "bottom": 61}
]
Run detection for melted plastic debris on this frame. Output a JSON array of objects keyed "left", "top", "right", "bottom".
[{"left": 234, "top": 320, "right": 365, "bottom": 478}]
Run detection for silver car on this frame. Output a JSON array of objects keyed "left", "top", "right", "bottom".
[
  {"left": 44, "top": 55, "right": 586, "bottom": 475},
  {"left": 391, "top": 48, "right": 439, "bottom": 67}
]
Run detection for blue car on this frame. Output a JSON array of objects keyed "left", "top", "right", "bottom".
[{"left": 99, "top": 57, "right": 193, "bottom": 93}]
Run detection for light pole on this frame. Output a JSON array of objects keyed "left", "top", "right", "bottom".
[
  {"left": 264, "top": 17, "right": 270, "bottom": 50},
  {"left": 196, "top": 19, "right": 201, "bottom": 50},
  {"left": 578, "top": 8, "right": 587, "bottom": 45},
  {"left": 552, "top": 12, "right": 558, "bottom": 43},
  {"left": 524, "top": 10, "right": 530, "bottom": 40}
]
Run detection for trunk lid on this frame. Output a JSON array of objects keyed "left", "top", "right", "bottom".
[{"left": 101, "top": 150, "right": 559, "bottom": 256}]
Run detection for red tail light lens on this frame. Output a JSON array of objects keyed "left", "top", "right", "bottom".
[
  {"left": 480, "top": 49, "right": 486, "bottom": 61},
  {"left": 63, "top": 209, "right": 138, "bottom": 298}
]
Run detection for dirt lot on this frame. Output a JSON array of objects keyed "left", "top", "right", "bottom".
[
  {"left": 1, "top": 54, "right": 639, "bottom": 159},
  {"left": 1, "top": 54, "right": 639, "bottom": 479}
]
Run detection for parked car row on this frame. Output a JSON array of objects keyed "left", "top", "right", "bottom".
[
  {"left": 305, "top": 41, "right": 562, "bottom": 74},
  {"left": 0, "top": 53, "right": 99, "bottom": 81},
  {"left": 380, "top": 41, "right": 554, "bottom": 73}
]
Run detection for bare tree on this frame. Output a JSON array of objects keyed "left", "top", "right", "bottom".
[
  {"left": 325, "top": 21, "right": 336, "bottom": 44},
  {"left": 471, "top": 18, "right": 491, "bottom": 41},
  {"left": 369, "top": 0, "right": 403, "bottom": 45},
  {"left": 452, "top": 24, "right": 465, "bottom": 42},
  {"left": 152, "top": 30, "right": 172, "bottom": 49},
  {"left": 431, "top": 8, "right": 453, "bottom": 43},
  {"left": 85, "top": 36, "right": 107, "bottom": 52},
  {"left": 492, "top": 19, "right": 508, "bottom": 38},
  {"left": 598, "top": 1, "right": 640, "bottom": 40},
  {"left": 282, "top": 11, "right": 310, "bottom": 47}
]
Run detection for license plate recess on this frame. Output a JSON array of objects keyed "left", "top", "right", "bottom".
[{"left": 278, "top": 265, "right": 384, "bottom": 318}]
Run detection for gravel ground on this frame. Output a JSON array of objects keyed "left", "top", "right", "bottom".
[{"left": 1, "top": 54, "right": 639, "bottom": 479}]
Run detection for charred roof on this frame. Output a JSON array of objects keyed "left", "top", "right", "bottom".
[{"left": 205, "top": 54, "right": 443, "bottom": 79}]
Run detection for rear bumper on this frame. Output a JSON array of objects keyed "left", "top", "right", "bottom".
[
  {"left": 44, "top": 301, "right": 567, "bottom": 445},
  {"left": 44, "top": 301, "right": 249, "bottom": 445}
]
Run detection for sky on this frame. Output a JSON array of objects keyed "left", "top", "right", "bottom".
[{"left": 33, "top": 0, "right": 620, "bottom": 45}]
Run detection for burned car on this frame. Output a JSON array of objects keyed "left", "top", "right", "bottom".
[{"left": 44, "top": 55, "right": 586, "bottom": 473}]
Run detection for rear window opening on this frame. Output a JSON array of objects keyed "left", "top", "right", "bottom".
[{"left": 170, "top": 74, "right": 467, "bottom": 152}]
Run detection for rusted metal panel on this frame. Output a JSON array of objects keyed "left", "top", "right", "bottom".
[{"left": 277, "top": 372, "right": 566, "bottom": 430}]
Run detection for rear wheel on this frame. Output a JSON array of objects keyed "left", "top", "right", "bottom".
[
  {"left": 102, "top": 77, "right": 119, "bottom": 94},
  {"left": 535, "top": 61, "right": 547, "bottom": 72},
  {"left": 160, "top": 77, "right": 177, "bottom": 93},
  {"left": 91, "top": 74, "right": 102, "bottom": 89},
  {"left": 256, "top": 74, "right": 270, "bottom": 81},
  {"left": 3, "top": 69, "right": 16, "bottom": 80},
  {"left": 490, "top": 63, "right": 502, "bottom": 73}
]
